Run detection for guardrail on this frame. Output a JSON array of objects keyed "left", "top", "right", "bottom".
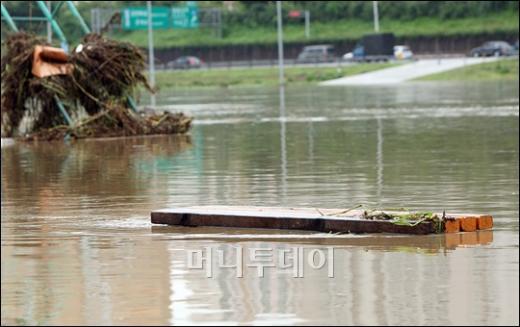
[
  {"left": 152, "top": 58, "right": 363, "bottom": 71},
  {"left": 149, "top": 53, "right": 472, "bottom": 71}
]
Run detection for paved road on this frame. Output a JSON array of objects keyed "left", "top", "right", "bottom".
[
  {"left": 320, "top": 57, "right": 500, "bottom": 86},
  {"left": 159, "top": 54, "right": 469, "bottom": 72},
  {"left": 157, "top": 60, "right": 357, "bottom": 71}
]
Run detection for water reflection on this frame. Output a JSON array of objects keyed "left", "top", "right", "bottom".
[
  {"left": 2, "top": 135, "right": 191, "bottom": 213},
  {"left": 160, "top": 230, "right": 511, "bottom": 325},
  {"left": 280, "top": 85, "right": 287, "bottom": 200},
  {"left": 376, "top": 118, "right": 383, "bottom": 204},
  {"left": 152, "top": 226, "right": 494, "bottom": 253}
]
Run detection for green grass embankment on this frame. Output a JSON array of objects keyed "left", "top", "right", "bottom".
[
  {"left": 152, "top": 57, "right": 519, "bottom": 89},
  {"left": 418, "top": 58, "right": 519, "bottom": 81},
  {"left": 154, "top": 62, "right": 399, "bottom": 88}
]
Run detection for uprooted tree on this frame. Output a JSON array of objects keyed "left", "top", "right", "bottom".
[{"left": 1, "top": 32, "right": 191, "bottom": 140}]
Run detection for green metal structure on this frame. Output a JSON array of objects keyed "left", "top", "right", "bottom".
[
  {"left": 1, "top": 3, "right": 18, "bottom": 32},
  {"left": 35, "top": 1, "right": 68, "bottom": 46}
]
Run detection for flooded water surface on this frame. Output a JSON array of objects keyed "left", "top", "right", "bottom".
[{"left": 2, "top": 82, "right": 519, "bottom": 325}]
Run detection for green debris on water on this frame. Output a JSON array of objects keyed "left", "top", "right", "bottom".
[
  {"left": 362, "top": 209, "right": 444, "bottom": 233},
  {"left": 363, "top": 210, "right": 435, "bottom": 222},
  {"left": 317, "top": 204, "right": 445, "bottom": 233}
]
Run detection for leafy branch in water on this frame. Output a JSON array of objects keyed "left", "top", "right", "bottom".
[
  {"left": 316, "top": 204, "right": 444, "bottom": 232},
  {"left": 362, "top": 209, "right": 443, "bottom": 232}
]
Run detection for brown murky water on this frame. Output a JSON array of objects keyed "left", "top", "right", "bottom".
[{"left": 2, "top": 82, "right": 519, "bottom": 325}]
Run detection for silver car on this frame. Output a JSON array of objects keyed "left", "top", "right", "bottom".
[{"left": 296, "top": 45, "right": 336, "bottom": 63}]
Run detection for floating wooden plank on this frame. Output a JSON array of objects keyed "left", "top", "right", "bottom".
[{"left": 151, "top": 206, "right": 493, "bottom": 235}]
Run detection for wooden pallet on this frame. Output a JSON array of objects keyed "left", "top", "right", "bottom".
[{"left": 151, "top": 206, "right": 493, "bottom": 235}]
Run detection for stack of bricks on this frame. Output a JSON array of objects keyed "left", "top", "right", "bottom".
[{"left": 444, "top": 215, "right": 493, "bottom": 233}]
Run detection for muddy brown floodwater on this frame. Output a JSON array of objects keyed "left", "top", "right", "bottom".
[{"left": 2, "top": 81, "right": 519, "bottom": 325}]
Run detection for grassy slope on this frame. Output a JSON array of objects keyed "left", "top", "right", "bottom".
[
  {"left": 418, "top": 58, "right": 519, "bottom": 81},
  {"left": 154, "top": 62, "right": 399, "bottom": 88},
  {"left": 116, "top": 11, "right": 519, "bottom": 48},
  {"left": 153, "top": 58, "right": 519, "bottom": 89}
]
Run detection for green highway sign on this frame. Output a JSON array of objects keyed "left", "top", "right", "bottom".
[
  {"left": 122, "top": 7, "right": 171, "bottom": 30},
  {"left": 172, "top": 6, "right": 199, "bottom": 28},
  {"left": 122, "top": 4, "right": 199, "bottom": 30}
]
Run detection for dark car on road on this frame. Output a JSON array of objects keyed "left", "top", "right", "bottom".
[
  {"left": 167, "top": 56, "right": 203, "bottom": 69},
  {"left": 469, "top": 41, "right": 516, "bottom": 57}
]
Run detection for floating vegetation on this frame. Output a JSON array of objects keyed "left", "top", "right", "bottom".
[
  {"left": 1, "top": 32, "right": 191, "bottom": 140},
  {"left": 316, "top": 204, "right": 444, "bottom": 233},
  {"left": 363, "top": 210, "right": 442, "bottom": 231}
]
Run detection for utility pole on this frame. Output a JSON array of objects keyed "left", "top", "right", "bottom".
[
  {"left": 46, "top": 1, "right": 52, "bottom": 43},
  {"left": 276, "top": 1, "right": 284, "bottom": 86},
  {"left": 304, "top": 10, "right": 310, "bottom": 39},
  {"left": 147, "top": 1, "right": 156, "bottom": 108},
  {"left": 373, "top": 1, "right": 380, "bottom": 32}
]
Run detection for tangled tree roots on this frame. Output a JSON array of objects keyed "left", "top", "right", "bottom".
[
  {"left": 24, "top": 107, "right": 192, "bottom": 141},
  {"left": 1, "top": 32, "right": 191, "bottom": 140}
]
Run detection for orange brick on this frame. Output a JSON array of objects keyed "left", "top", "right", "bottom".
[
  {"left": 459, "top": 217, "right": 477, "bottom": 232},
  {"left": 477, "top": 215, "right": 493, "bottom": 230},
  {"left": 444, "top": 218, "right": 460, "bottom": 233}
]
